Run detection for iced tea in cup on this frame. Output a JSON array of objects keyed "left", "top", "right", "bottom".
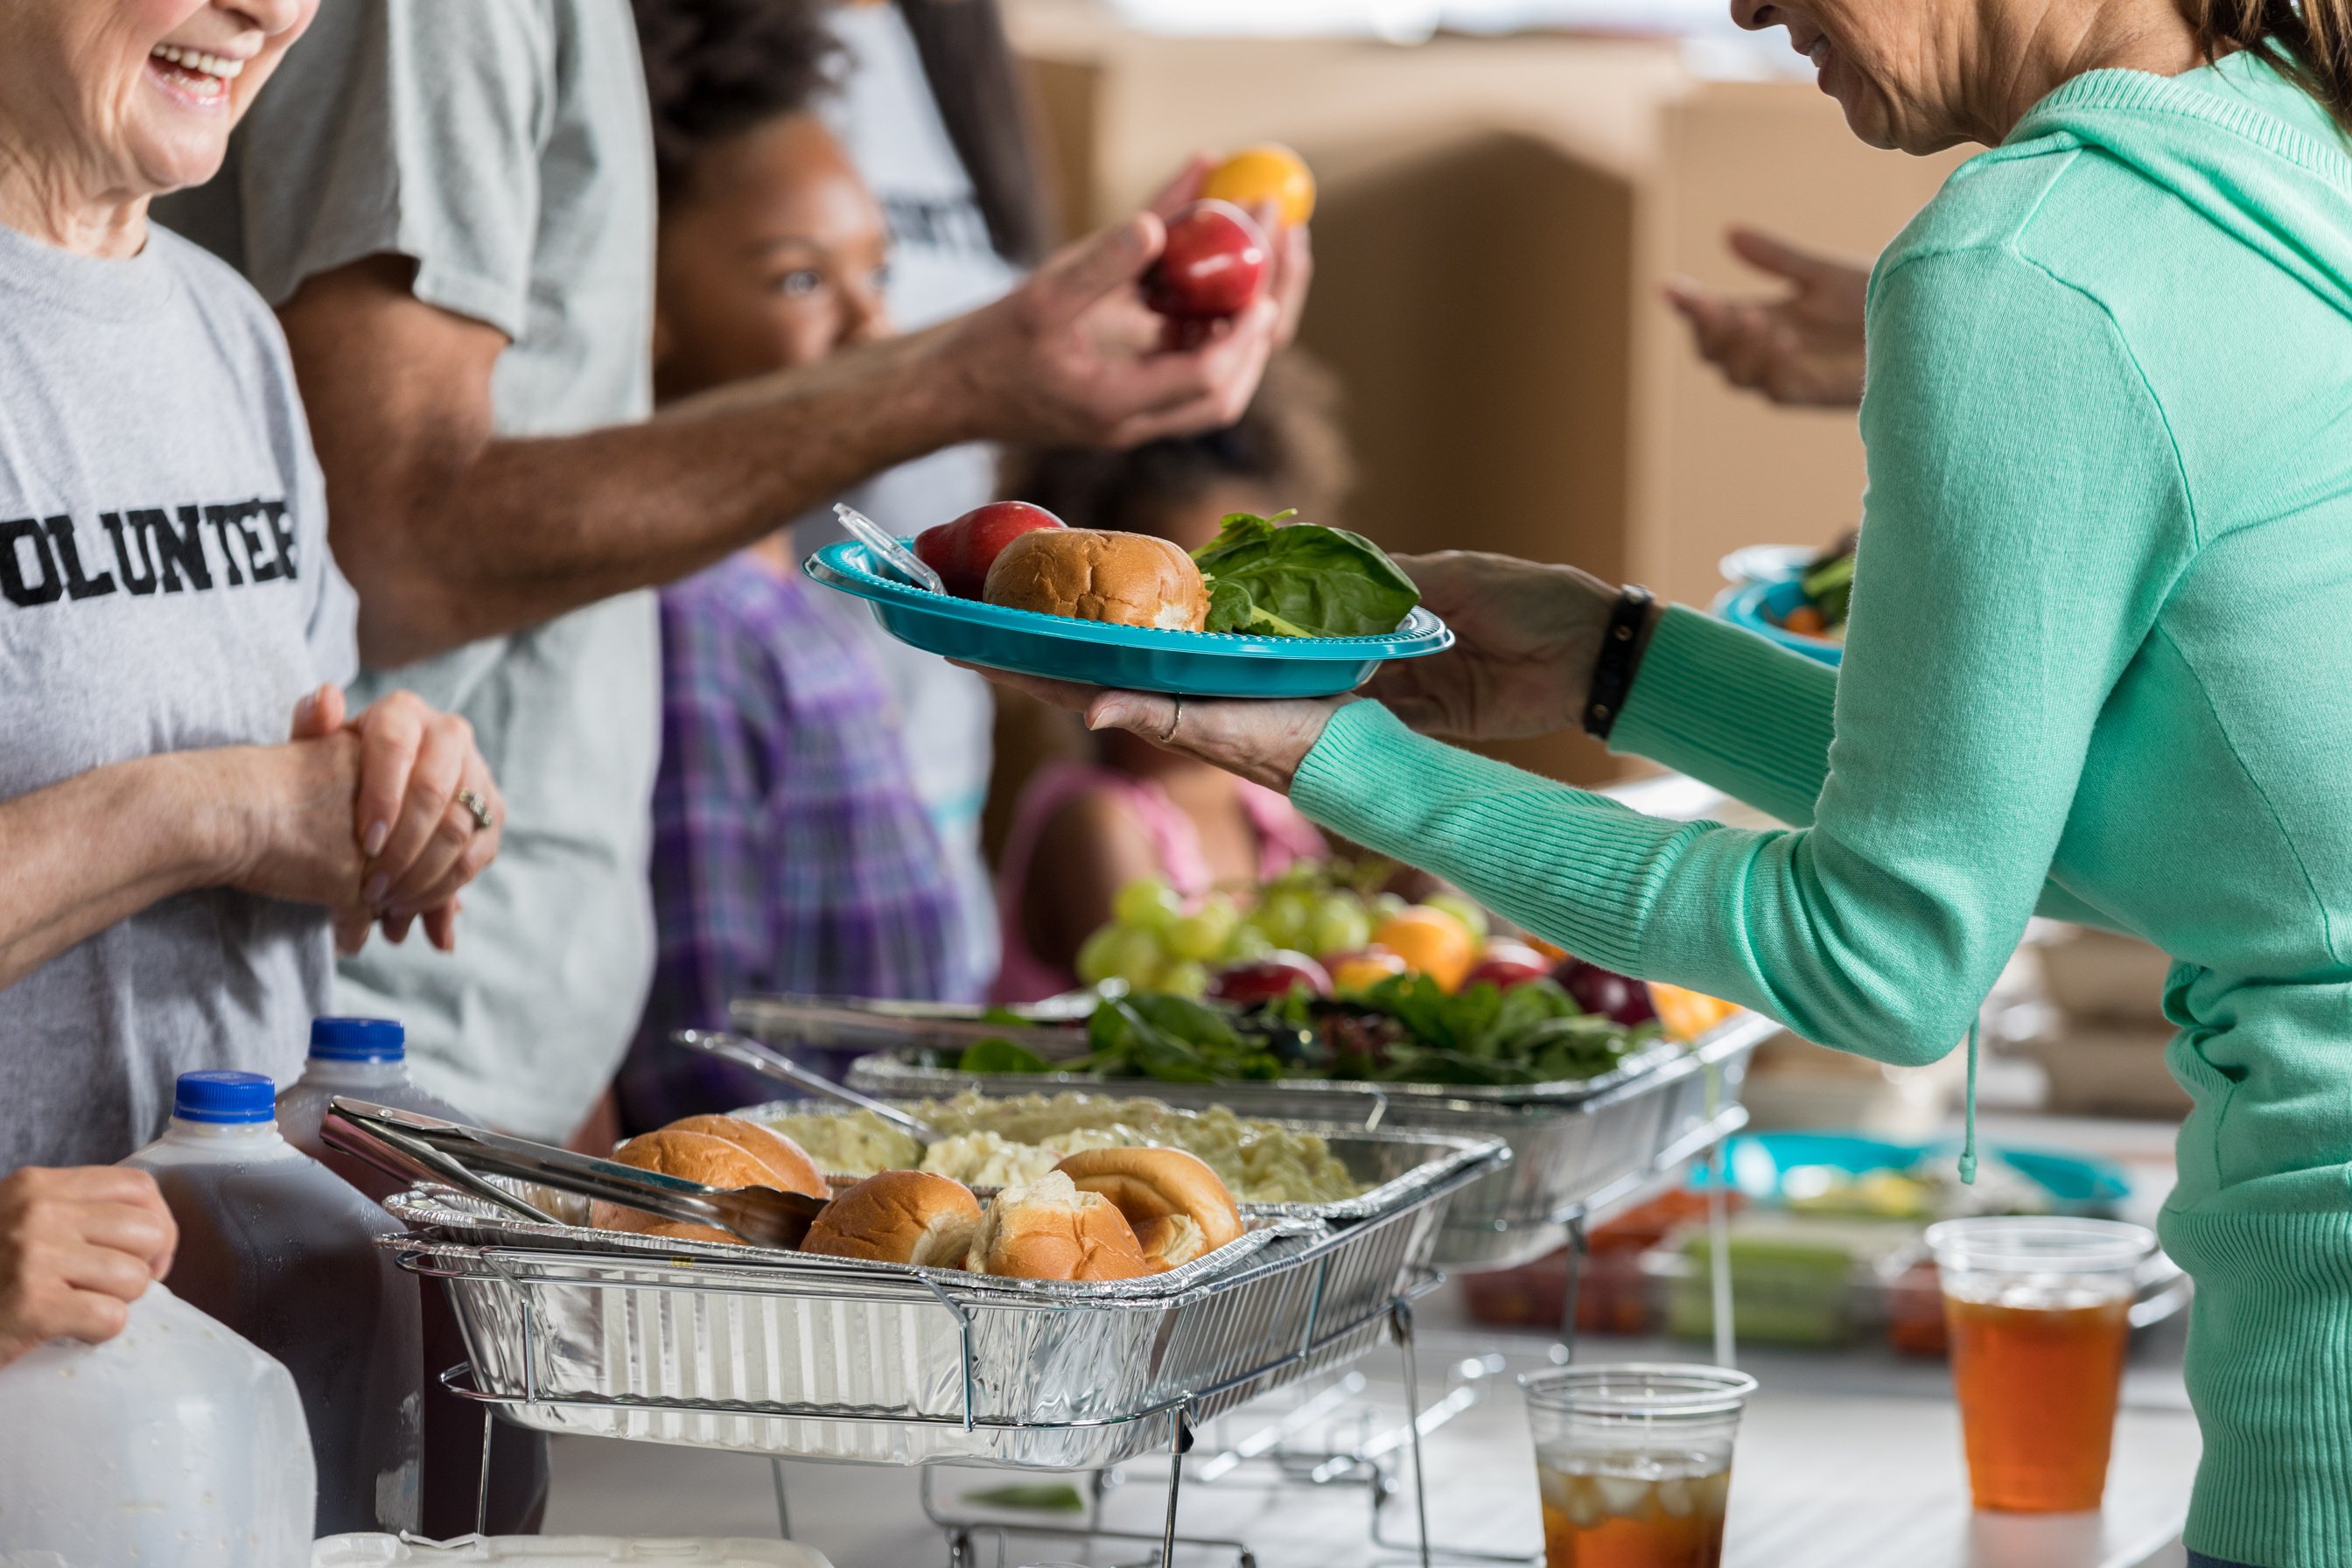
[
  {"left": 1926, "top": 1217, "right": 2155, "bottom": 1513},
  {"left": 1519, "top": 1363, "right": 1756, "bottom": 1568}
]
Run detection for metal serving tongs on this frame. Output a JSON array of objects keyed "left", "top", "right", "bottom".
[
  {"left": 725, "top": 992, "right": 1086, "bottom": 1059},
  {"left": 671, "top": 1029, "right": 945, "bottom": 1148},
  {"left": 321, "top": 1097, "right": 827, "bottom": 1250}
]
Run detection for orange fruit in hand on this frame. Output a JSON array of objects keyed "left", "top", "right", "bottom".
[
  {"left": 1369, "top": 906, "right": 1479, "bottom": 992},
  {"left": 1201, "top": 144, "right": 1317, "bottom": 228}
]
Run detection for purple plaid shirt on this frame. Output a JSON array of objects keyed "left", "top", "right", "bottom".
[{"left": 619, "top": 554, "right": 977, "bottom": 1129}]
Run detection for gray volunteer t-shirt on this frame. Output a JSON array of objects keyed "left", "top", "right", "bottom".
[
  {"left": 158, "top": 0, "right": 661, "bottom": 1138},
  {"left": 0, "top": 221, "right": 358, "bottom": 1169}
]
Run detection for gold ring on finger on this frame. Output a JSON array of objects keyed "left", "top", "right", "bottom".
[{"left": 456, "top": 788, "right": 495, "bottom": 834}]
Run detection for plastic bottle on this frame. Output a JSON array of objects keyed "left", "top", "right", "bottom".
[
  {"left": 276, "top": 1018, "right": 553, "bottom": 1537},
  {"left": 277, "top": 1016, "right": 474, "bottom": 1200},
  {"left": 0, "top": 1281, "right": 316, "bottom": 1567},
  {"left": 123, "top": 1069, "right": 423, "bottom": 1537}
]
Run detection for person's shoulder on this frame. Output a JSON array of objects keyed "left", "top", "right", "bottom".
[
  {"left": 146, "top": 224, "right": 309, "bottom": 412},
  {"left": 148, "top": 223, "right": 276, "bottom": 331}
]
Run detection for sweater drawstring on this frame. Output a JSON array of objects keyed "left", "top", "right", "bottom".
[{"left": 1957, "top": 1020, "right": 1979, "bottom": 1186}]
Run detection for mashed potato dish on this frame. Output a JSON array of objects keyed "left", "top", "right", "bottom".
[{"left": 754, "top": 1091, "right": 1361, "bottom": 1205}]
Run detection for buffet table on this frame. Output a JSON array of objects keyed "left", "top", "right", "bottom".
[{"left": 536, "top": 1109, "right": 2198, "bottom": 1568}]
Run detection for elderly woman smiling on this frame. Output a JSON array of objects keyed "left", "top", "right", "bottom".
[
  {"left": 0, "top": 0, "right": 502, "bottom": 1176},
  {"left": 1001, "top": 3, "right": 2352, "bottom": 1563}
]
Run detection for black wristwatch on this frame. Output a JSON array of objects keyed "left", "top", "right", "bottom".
[{"left": 1581, "top": 585, "right": 1655, "bottom": 742}]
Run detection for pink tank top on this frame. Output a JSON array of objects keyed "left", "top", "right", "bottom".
[{"left": 991, "top": 761, "right": 1328, "bottom": 1004}]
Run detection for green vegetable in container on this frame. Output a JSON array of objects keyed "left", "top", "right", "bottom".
[{"left": 1192, "top": 510, "right": 1422, "bottom": 638}]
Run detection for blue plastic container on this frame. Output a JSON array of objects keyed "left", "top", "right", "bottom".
[
  {"left": 1714, "top": 574, "right": 1844, "bottom": 667},
  {"left": 804, "top": 538, "right": 1454, "bottom": 697},
  {"left": 1711, "top": 1130, "right": 2131, "bottom": 1213}
]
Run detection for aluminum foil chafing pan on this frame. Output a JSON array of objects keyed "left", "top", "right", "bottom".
[
  {"left": 387, "top": 1128, "right": 1502, "bottom": 1470},
  {"left": 836, "top": 1013, "right": 1779, "bottom": 1274}
]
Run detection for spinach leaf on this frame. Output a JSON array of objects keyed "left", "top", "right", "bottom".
[
  {"left": 1193, "top": 511, "right": 1421, "bottom": 638},
  {"left": 957, "top": 1038, "right": 1054, "bottom": 1074}
]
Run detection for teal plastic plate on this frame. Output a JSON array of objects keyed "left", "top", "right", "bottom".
[{"left": 805, "top": 538, "right": 1454, "bottom": 697}]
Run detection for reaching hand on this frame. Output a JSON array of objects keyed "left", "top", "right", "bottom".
[
  {"left": 938, "top": 157, "right": 1311, "bottom": 451},
  {"left": 1364, "top": 552, "right": 1621, "bottom": 742},
  {"left": 0, "top": 1166, "right": 178, "bottom": 1369},
  {"left": 1664, "top": 228, "right": 1870, "bottom": 410}
]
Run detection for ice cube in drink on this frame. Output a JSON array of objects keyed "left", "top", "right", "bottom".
[
  {"left": 1945, "top": 1284, "right": 2131, "bottom": 1512},
  {"left": 1536, "top": 1445, "right": 1732, "bottom": 1568}
]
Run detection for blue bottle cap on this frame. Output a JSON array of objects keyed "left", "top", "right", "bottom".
[
  {"left": 308, "top": 1017, "right": 405, "bottom": 1062},
  {"left": 173, "top": 1070, "right": 276, "bottom": 1124}
]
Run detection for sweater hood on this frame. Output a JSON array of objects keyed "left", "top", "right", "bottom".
[{"left": 2009, "top": 52, "right": 2352, "bottom": 319}]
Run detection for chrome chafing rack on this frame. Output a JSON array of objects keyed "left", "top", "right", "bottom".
[{"left": 378, "top": 1122, "right": 1504, "bottom": 1565}]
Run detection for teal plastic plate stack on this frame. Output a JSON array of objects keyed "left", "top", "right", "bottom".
[{"left": 804, "top": 538, "right": 1454, "bottom": 697}]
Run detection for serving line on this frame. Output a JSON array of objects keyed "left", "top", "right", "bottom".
[{"left": 382, "top": 1127, "right": 1502, "bottom": 1563}]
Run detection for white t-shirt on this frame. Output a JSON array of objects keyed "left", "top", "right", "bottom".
[{"left": 807, "top": 1, "right": 1026, "bottom": 999}]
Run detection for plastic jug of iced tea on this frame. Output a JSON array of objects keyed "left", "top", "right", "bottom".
[
  {"left": 277, "top": 1016, "right": 474, "bottom": 1200},
  {"left": 0, "top": 1280, "right": 315, "bottom": 1566},
  {"left": 123, "top": 1069, "right": 423, "bottom": 1537},
  {"left": 276, "top": 1016, "right": 554, "bottom": 1536}
]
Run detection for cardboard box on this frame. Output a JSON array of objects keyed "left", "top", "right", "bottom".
[{"left": 1009, "top": 7, "right": 1965, "bottom": 783}]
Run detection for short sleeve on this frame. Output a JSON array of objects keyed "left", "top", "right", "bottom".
[{"left": 200, "top": 0, "right": 552, "bottom": 337}]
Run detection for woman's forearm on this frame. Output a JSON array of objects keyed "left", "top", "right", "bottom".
[{"left": 0, "top": 754, "right": 236, "bottom": 990}]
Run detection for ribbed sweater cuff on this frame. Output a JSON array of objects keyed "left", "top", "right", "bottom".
[
  {"left": 1610, "top": 606, "right": 1838, "bottom": 828},
  {"left": 2160, "top": 1205, "right": 2352, "bottom": 1567},
  {"left": 1290, "top": 701, "right": 1704, "bottom": 974}
]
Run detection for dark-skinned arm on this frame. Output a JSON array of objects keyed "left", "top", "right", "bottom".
[{"left": 281, "top": 206, "right": 1297, "bottom": 668}]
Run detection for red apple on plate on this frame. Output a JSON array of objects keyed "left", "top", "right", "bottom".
[
  {"left": 1210, "top": 951, "right": 1332, "bottom": 1004},
  {"left": 914, "top": 501, "right": 1065, "bottom": 599},
  {"left": 1463, "top": 942, "right": 1553, "bottom": 993},
  {"left": 1144, "top": 200, "right": 1270, "bottom": 324}
]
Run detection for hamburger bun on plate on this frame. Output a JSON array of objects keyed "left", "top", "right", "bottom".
[{"left": 984, "top": 528, "right": 1209, "bottom": 633}]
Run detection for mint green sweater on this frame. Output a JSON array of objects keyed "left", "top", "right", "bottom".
[{"left": 1293, "top": 54, "right": 2352, "bottom": 1567}]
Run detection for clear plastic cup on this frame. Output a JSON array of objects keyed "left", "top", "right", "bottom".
[
  {"left": 1519, "top": 1363, "right": 1756, "bottom": 1567},
  {"left": 1926, "top": 1216, "right": 2155, "bottom": 1514}
]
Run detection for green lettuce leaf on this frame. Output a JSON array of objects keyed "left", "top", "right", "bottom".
[{"left": 1194, "top": 511, "right": 1420, "bottom": 638}]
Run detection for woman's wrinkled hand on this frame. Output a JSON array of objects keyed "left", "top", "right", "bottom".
[
  {"left": 1365, "top": 552, "right": 1620, "bottom": 741},
  {"left": 222, "top": 686, "right": 503, "bottom": 954},
  {"left": 963, "top": 666, "right": 1344, "bottom": 794},
  {"left": 0, "top": 1166, "right": 178, "bottom": 1370},
  {"left": 307, "top": 688, "right": 502, "bottom": 952},
  {"left": 1663, "top": 228, "right": 1870, "bottom": 410}
]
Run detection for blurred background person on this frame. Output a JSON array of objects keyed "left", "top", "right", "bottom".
[
  {"left": 990, "top": 353, "right": 1349, "bottom": 1003},
  {"left": 1667, "top": 226, "right": 1870, "bottom": 409},
  {"left": 798, "top": 0, "right": 1093, "bottom": 1005},
  {"left": 616, "top": 0, "right": 970, "bottom": 1128}
]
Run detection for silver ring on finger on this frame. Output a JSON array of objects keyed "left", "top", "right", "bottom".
[
  {"left": 455, "top": 788, "right": 495, "bottom": 834},
  {"left": 1163, "top": 695, "right": 1184, "bottom": 746}
]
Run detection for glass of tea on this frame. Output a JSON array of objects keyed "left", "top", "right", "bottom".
[
  {"left": 1518, "top": 1362, "right": 1757, "bottom": 1568},
  {"left": 1925, "top": 1216, "right": 2157, "bottom": 1514}
]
